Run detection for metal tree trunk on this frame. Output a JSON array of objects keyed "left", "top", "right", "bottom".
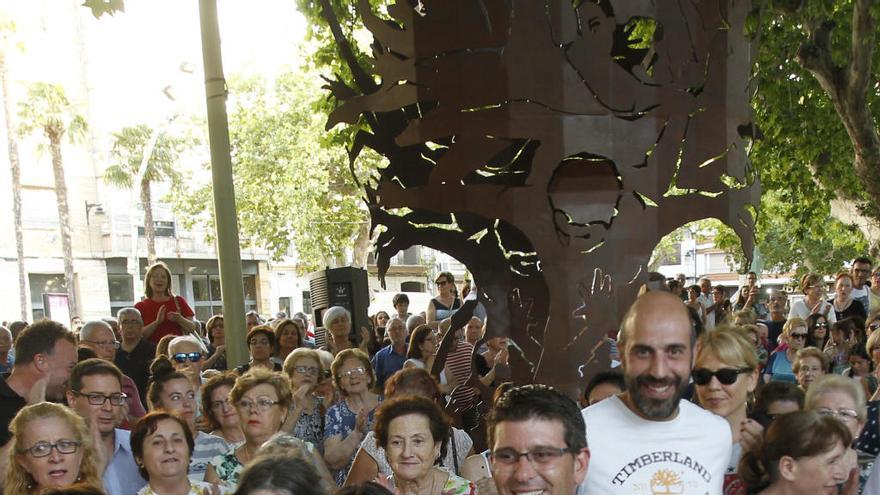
[
  {"left": 0, "top": 50, "right": 28, "bottom": 320},
  {"left": 48, "top": 133, "right": 77, "bottom": 319}
]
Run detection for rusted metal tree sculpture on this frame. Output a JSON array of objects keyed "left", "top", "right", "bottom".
[{"left": 321, "top": 0, "right": 759, "bottom": 394}]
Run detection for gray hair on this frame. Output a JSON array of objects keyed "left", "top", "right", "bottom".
[
  {"left": 406, "top": 314, "right": 426, "bottom": 333},
  {"left": 322, "top": 306, "right": 350, "bottom": 327},
  {"left": 80, "top": 320, "right": 114, "bottom": 341},
  {"left": 117, "top": 307, "right": 143, "bottom": 324},
  {"left": 169, "top": 334, "right": 208, "bottom": 355}
]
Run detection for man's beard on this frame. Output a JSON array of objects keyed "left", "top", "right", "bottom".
[{"left": 624, "top": 373, "right": 687, "bottom": 420}]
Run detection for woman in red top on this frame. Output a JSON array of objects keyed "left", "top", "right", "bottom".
[{"left": 136, "top": 261, "right": 196, "bottom": 344}]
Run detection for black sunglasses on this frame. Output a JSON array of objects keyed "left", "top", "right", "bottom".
[{"left": 692, "top": 367, "right": 752, "bottom": 385}]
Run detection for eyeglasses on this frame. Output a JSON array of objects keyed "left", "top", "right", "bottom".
[
  {"left": 235, "top": 397, "right": 280, "bottom": 411},
  {"left": 72, "top": 390, "right": 128, "bottom": 406},
  {"left": 82, "top": 339, "right": 120, "bottom": 349},
  {"left": 692, "top": 367, "right": 752, "bottom": 385},
  {"left": 210, "top": 399, "right": 232, "bottom": 410},
  {"left": 172, "top": 352, "right": 203, "bottom": 364},
  {"left": 294, "top": 366, "right": 319, "bottom": 377},
  {"left": 790, "top": 333, "right": 808, "bottom": 340},
  {"left": 339, "top": 367, "right": 367, "bottom": 378},
  {"left": 816, "top": 407, "right": 859, "bottom": 422},
  {"left": 435, "top": 280, "right": 448, "bottom": 286},
  {"left": 490, "top": 447, "right": 572, "bottom": 466},
  {"left": 812, "top": 322, "right": 829, "bottom": 328},
  {"left": 18, "top": 439, "right": 81, "bottom": 458}
]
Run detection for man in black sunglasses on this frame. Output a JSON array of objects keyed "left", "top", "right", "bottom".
[{"left": 580, "top": 291, "right": 731, "bottom": 494}]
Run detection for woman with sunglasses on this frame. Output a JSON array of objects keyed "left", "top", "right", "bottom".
[
  {"left": 764, "top": 318, "right": 808, "bottom": 383},
  {"left": 805, "top": 375, "right": 868, "bottom": 492},
  {"left": 324, "top": 349, "right": 382, "bottom": 486},
  {"left": 806, "top": 313, "right": 830, "bottom": 350},
  {"left": 427, "top": 271, "right": 461, "bottom": 326},
  {"left": 147, "top": 356, "right": 230, "bottom": 482},
  {"left": 693, "top": 327, "right": 761, "bottom": 494},
  {"left": 235, "top": 326, "right": 283, "bottom": 375},
  {"left": 4, "top": 402, "right": 102, "bottom": 494},
  {"left": 206, "top": 369, "right": 293, "bottom": 490},
  {"left": 282, "top": 348, "right": 329, "bottom": 454}
]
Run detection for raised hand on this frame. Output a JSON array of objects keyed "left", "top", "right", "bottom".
[{"left": 156, "top": 305, "right": 167, "bottom": 325}]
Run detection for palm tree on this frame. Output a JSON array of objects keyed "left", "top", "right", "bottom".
[
  {"left": 17, "top": 82, "right": 86, "bottom": 318},
  {"left": 104, "top": 124, "right": 186, "bottom": 265},
  {"left": 0, "top": 17, "right": 27, "bottom": 320}
]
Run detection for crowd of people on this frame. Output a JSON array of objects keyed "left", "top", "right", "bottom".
[{"left": 2, "top": 259, "right": 880, "bottom": 495}]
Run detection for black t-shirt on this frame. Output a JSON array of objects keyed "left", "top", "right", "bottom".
[
  {"left": 115, "top": 339, "right": 156, "bottom": 405},
  {"left": 760, "top": 319, "right": 786, "bottom": 351},
  {"left": 829, "top": 298, "right": 868, "bottom": 322},
  {"left": 0, "top": 372, "right": 27, "bottom": 446}
]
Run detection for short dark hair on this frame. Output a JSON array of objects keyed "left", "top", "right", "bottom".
[
  {"left": 753, "top": 381, "right": 805, "bottom": 415},
  {"left": 853, "top": 256, "right": 873, "bottom": 267},
  {"left": 384, "top": 367, "right": 440, "bottom": 401},
  {"left": 247, "top": 325, "right": 277, "bottom": 350},
  {"left": 392, "top": 293, "right": 410, "bottom": 307},
  {"left": 41, "top": 483, "right": 106, "bottom": 495},
  {"left": 8, "top": 321, "right": 28, "bottom": 340},
  {"left": 130, "top": 411, "right": 194, "bottom": 480},
  {"left": 69, "top": 359, "right": 123, "bottom": 392},
  {"left": 374, "top": 396, "right": 450, "bottom": 456},
  {"left": 488, "top": 384, "right": 587, "bottom": 451},
  {"left": 234, "top": 455, "right": 324, "bottom": 495},
  {"left": 337, "top": 482, "right": 392, "bottom": 495},
  {"left": 13, "top": 319, "right": 76, "bottom": 366},
  {"left": 583, "top": 371, "right": 624, "bottom": 403},
  {"left": 201, "top": 372, "right": 237, "bottom": 430}
]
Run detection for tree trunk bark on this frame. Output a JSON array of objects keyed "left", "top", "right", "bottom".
[
  {"left": 351, "top": 219, "right": 372, "bottom": 268},
  {"left": 0, "top": 50, "right": 28, "bottom": 320},
  {"left": 48, "top": 131, "right": 77, "bottom": 319},
  {"left": 141, "top": 178, "right": 157, "bottom": 265}
]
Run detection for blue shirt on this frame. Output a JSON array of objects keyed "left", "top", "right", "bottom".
[
  {"left": 103, "top": 429, "right": 147, "bottom": 495},
  {"left": 371, "top": 344, "right": 407, "bottom": 389}
]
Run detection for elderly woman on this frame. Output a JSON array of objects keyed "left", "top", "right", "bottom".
[
  {"left": 373, "top": 396, "right": 475, "bottom": 495},
  {"left": 205, "top": 369, "right": 292, "bottom": 490},
  {"left": 273, "top": 319, "right": 306, "bottom": 366},
  {"left": 345, "top": 368, "right": 474, "bottom": 486},
  {"left": 831, "top": 271, "right": 868, "bottom": 322},
  {"left": 204, "top": 315, "right": 228, "bottom": 371},
  {"left": 131, "top": 411, "right": 226, "bottom": 495},
  {"left": 427, "top": 272, "right": 462, "bottom": 326},
  {"left": 5, "top": 403, "right": 102, "bottom": 494},
  {"left": 282, "top": 348, "right": 328, "bottom": 453},
  {"left": 201, "top": 372, "right": 244, "bottom": 445},
  {"left": 235, "top": 326, "right": 283, "bottom": 375},
  {"left": 789, "top": 272, "right": 837, "bottom": 323},
  {"left": 321, "top": 306, "right": 370, "bottom": 357},
  {"left": 136, "top": 261, "right": 197, "bottom": 344},
  {"left": 764, "top": 318, "right": 808, "bottom": 383},
  {"left": 805, "top": 375, "right": 869, "bottom": 492},
  {"left": 806, "top": 313, "right": 831, "bottom": 350},
  {"left": 692, "top": 327, "right": 761, "bottom": 492},
  {"left": 793, "top": 347, "right": 829, "bottom": 392},
  {"left": 739, "top": 411, "right": 851, "bottom": 495},
  {"left": 148, "top": 356, "right": 230, "bottom": 482},
  {"left": 324, "top": 349, "right": 383, "bottom": 485}
]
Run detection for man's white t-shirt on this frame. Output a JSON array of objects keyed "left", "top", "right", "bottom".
[{"left": 580, "top": 395, "right": 731, "bottom": 495}]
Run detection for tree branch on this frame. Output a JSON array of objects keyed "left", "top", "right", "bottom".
[
  {"left": 796, "top": 20, "right": 844, "bottom": 101},
  {"left": 848, "top": 0, "right": 874, "bottom": 101},
  {"left": 317, "top": 0, "right": 377, "bottom": 96}
]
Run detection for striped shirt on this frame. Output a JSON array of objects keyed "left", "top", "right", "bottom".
[
  {"left": 445, "top": 341, "right": 476, "bottom": 411},
  {"left": 190, "top": 431, "right": 230, "bottom": 482}
]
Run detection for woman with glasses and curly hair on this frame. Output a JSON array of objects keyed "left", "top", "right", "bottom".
[{"left": 4, "top": 402, "right": 102, "bottom": 494}]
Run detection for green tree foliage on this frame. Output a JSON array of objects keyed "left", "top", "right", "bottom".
[
  {"left": 104, "top": 124, "right": 191, "bottom": 264},
  {"left": 173, "top": 68, "right": 377, "bottom": 270},
  {"left": 750, "top": 0, "right": 879, "bottom": 260},
  {"left": 17, "top": 82, "right": 87, "bottom": 316}
]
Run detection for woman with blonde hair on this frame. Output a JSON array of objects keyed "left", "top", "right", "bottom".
[
  {"left": 136, "top": 261, "right": 197, "bottom": 344},
  {"left": 789, "top": 272, "right": 836, "bottom": 323},
  {"left": 764, "top": 318, "right": 809, "bottom": 383},
  {"left": 4, "top": 402, "right": 102, "bottom": 494},
  {"left": 693, "top": 327, "right": 761, "bottom": 493}
]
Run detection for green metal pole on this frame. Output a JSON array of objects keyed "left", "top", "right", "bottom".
[{"left": 198, "top": 0, "right": 247, "bottom": 368}]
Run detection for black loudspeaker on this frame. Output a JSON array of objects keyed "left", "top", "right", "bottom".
[{"left": 307, "top": 266, "right": 371, "bottom": 345}]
